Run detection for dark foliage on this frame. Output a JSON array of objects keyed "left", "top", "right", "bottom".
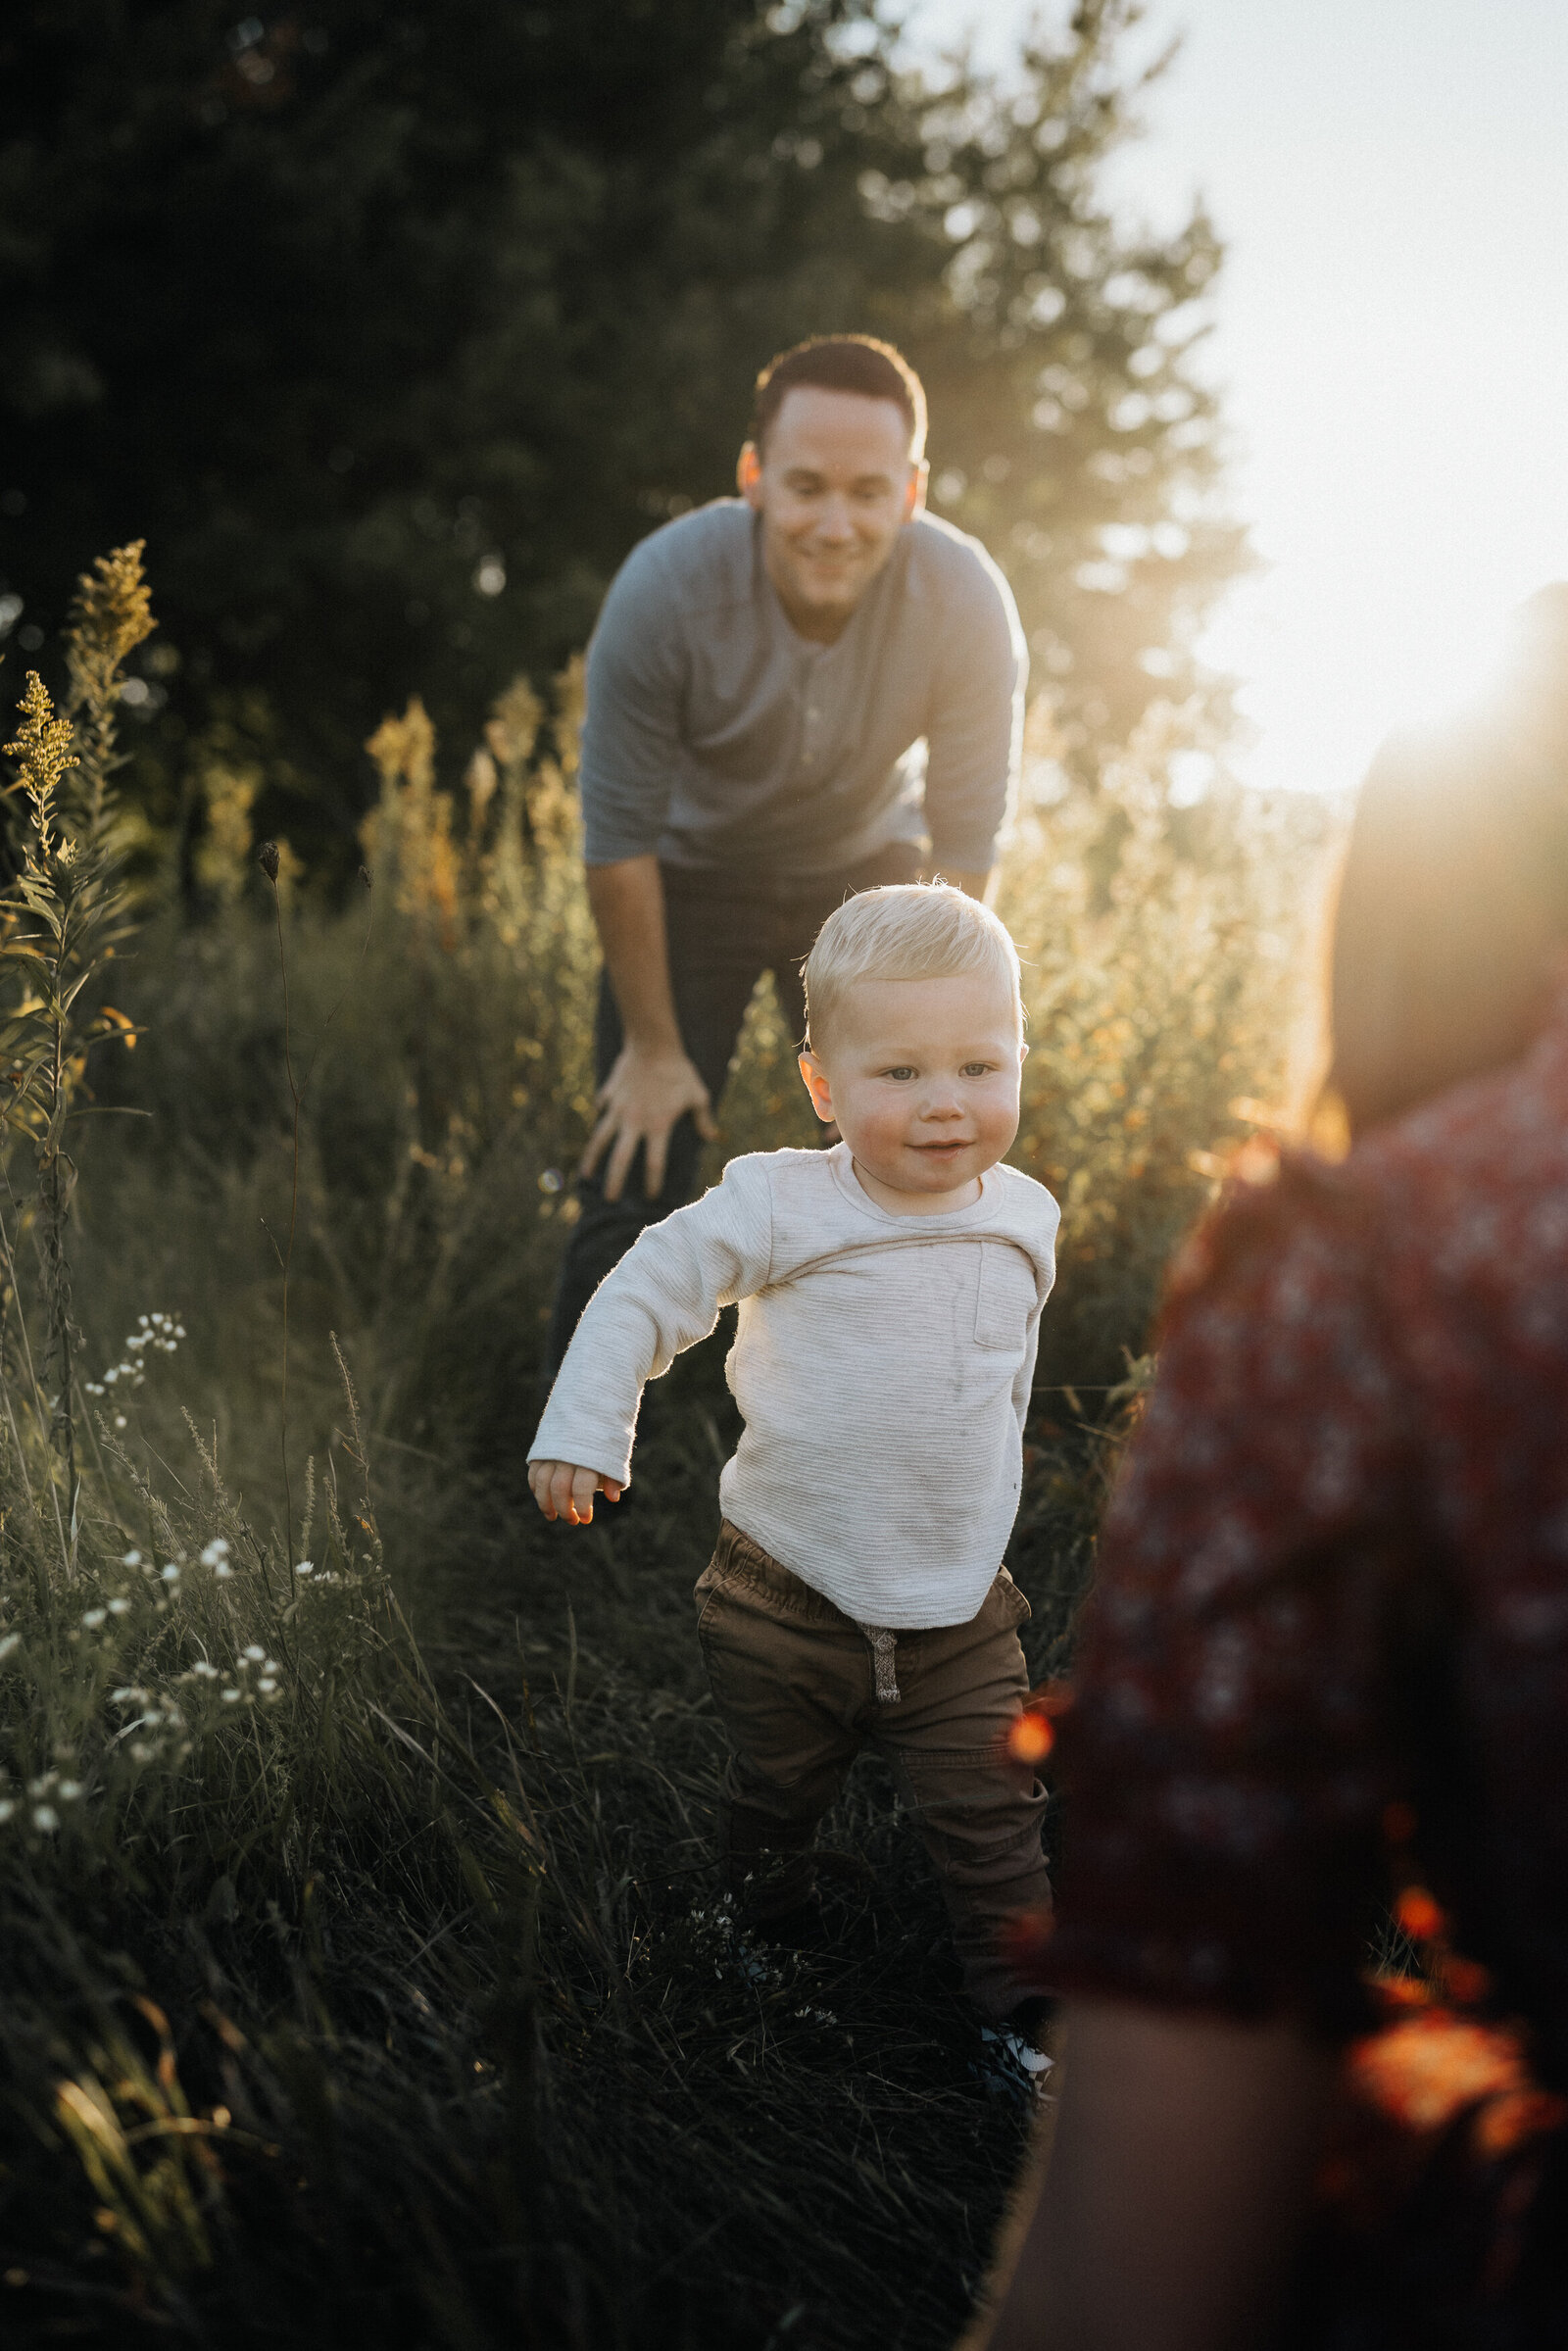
[{"left": 1, "top": 0, "right": 1244, "bottom": 868}]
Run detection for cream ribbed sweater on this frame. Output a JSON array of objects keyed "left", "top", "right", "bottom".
[{"left": 529, "top": 1145, "right": 1059, "bottom": 1628}]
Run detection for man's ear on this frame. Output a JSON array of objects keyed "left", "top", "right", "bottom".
[
  {"left": 905, "top": 459, "right": 929, "bottom": 521},
  {"left": 738, "top": 441, "right": 763, "bottom": 507},
  {"left": 798, "top": 1050, "right": 836, "bottom": 1125}
]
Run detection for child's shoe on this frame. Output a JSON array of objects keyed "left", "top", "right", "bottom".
[{"left": 977, "top": 2015, "right": 1055, "bottom": 2107}]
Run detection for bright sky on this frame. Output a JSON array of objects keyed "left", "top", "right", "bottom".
[{"left": 905, "top": 0, "right": 1568, "bottom": 796}]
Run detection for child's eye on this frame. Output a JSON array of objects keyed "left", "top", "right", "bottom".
[
  {"left": 961, "top": 1061, "right": 995, "bottom": 1077},
  {"left": 881, "top": 1065, "right": 916, "bottom": 1081}
]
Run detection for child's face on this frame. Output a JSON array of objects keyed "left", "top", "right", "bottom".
[{"left": 798, "top": 971, "right": 1024, "bottom": 1212}]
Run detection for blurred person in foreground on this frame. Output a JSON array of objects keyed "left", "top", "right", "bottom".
[
  {"left": 530, "top": 886, "right": 1058, "bottom": 2091},
  {"left": 966, "top": 586, "right": 1568, "bottom": 2351},
  {"left": 546, "top": 333, "right": 1025, "bottom": 1369}
]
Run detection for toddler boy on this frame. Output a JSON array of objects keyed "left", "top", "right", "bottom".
[{"left": 528, "top": 884, "right": 1059, "bottom": 2063}]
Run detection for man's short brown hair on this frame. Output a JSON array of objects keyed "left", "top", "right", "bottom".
[{"left": 751, "top": 335, "right": 927, "bottom": 460}]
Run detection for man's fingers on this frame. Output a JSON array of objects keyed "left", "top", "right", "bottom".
[
  {"left": 695, "top": 1103, "right": 718, "bottom": 1141},
  {"left": 643, "top": 1121, "right": 669, "bottom": 1198},
  {"left": 602, "top": 1122, "right": 642, "bottom": 1203},
  {"left": 579, "top": 1109, "right": 616, "bottom": 1179}
]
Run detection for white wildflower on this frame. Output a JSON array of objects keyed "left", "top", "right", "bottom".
[
  {"left": 115, "top": 1415, "right": 127, "bottom": 1429},
  {"left": 243, "top": 1643, "right": 265, "bottom": 1663},
  {"left": 81, "top": 1607, "right": 107, "bottom": 1630},
  {"left": 31, "top": 1805, "right": 59, "bottom": 1833},
  {"left": 161, "top": 1563, "right": 180, "bottom": 1583},
  {"left": 221, "top": 1689, "right": 241, "bottom": 1704},
  {"left": 200, "top": 1539, "right": 230, "bottom": 1568},
  {"left": 121, "top": 1549, "right": 142, "bottom": 1568},
  {"left": 0, "top": 1800, "right": 13, "bottom": 1824},
  {"left": 294, "top": 1559, "right": 314, "bottom": 1577},
  {"left": 215, "top": 1561, "right": 233, "bottom": 1580},
  {"left": 257, "top": 1678, "right": 277, "bottom": 1695},
  {"left": 109, "top": 1597, "right": 131, "bottom": 1616},
  {"left": 0, "top": 1633, "right": 20, "bottom": 1661},
  {"left": 193, "top": 1660, "right": 219, "bottom": 1680},
  {"left": 57, "top": 1780, "right": 82, "bottom": 1801}
]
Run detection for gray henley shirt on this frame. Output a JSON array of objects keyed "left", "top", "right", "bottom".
[{"left": 577, "top": 500, "right": 1027, "bottom": 878}]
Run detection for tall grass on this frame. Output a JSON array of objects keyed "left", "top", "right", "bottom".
[{"left": 0, "top": 547, "right": 1340, "bottom": 2345}]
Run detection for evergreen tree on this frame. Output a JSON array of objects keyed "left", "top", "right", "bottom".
[{"left": 0, "top": 0, "right": 1243, "bottom": 863}]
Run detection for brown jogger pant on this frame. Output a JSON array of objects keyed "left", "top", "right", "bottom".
[{"left": 694, "top": 1522, "right": 1052, "bottom": 2021}]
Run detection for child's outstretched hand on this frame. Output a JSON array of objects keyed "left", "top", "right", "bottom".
[{"left": 528, "top": 1458, "right": 624, "bottom": 1526}]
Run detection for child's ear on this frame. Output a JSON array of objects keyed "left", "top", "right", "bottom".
[{"left": 798, "top": 1050, "right": 836, "bottom": 1124}]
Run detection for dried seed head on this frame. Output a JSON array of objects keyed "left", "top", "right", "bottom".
[{"left": 257, "top": 840, "right": 280, "bottom": 882}]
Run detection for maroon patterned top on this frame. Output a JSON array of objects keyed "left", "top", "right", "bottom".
[{"left": 1048, "top": 984, "right": 1568, "bottom": 2092}]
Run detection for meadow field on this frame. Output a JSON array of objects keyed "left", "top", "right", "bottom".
[{"left": 0, "top": 547, "right": 1338, "bottom": 2347}]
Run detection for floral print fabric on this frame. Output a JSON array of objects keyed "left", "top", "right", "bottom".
[{"left": 1048, "top": 988, "right": 1568, "bottom": 2087}]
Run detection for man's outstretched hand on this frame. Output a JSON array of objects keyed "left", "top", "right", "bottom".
[
  {"left": 580, "top": 1040, "right": 716, "bottom": 1202},
  {"left": 528, "top": 1459, "right": 625, "bottom": 1526}
]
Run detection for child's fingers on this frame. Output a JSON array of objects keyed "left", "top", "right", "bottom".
[
  {"left": 563, "top": 1465, "right": 599, "bottom": 1523},
  {"left": 527, "top": 1461, "right": 624, "bottom": 1524}
]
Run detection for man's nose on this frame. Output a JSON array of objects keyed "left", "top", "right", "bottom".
[{"left": 811, "top": 497, "right": 856, "bottom": 543}]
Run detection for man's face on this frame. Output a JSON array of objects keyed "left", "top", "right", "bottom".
[{"left": 739, "top": 387, "right": 926, "bottom": 642}]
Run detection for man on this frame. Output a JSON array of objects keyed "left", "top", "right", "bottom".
[{"left": 548, "top": 333, "right": 1026, "bottom": 1365}]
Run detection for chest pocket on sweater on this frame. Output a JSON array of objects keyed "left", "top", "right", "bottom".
[{"left": 973, "top": 1240, "right": 1035, "bottom": 1351}]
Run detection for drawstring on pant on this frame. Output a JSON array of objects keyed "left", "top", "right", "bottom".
[{"left": 856, "top": 1622, "right": 901, "bottom": 1704}]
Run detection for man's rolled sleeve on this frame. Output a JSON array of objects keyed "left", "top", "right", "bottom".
[
  {"left": 577, "top": 543, "right": 688, "bottom": 866},
  {"left": 922, "top": 550, "right": 1026, "bottom": 874}
]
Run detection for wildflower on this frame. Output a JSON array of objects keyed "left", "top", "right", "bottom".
[
  {"left": 192, "top": 1660, "right": 219, "bottom": 1680},
  {"left": 258, "top": 1678, "right": 277, "bottom": 1695},
  {"left": 26, "top": 1774, "right": 56, "bottom": 1797},
  {"left": 221, "top": 1689, "right": 242, "bottom": 1704},
  {"left": 121, "top": 1549, "right": 141, "bottom": 1567},
  {"left": 31, "top": 1805, "right": 60, "bottom": 1833},
  {"left": 200, "top": 1539, "right": 230, "bottom": 1568},
  {"left": 108, "top": 1597, "right": 130, "bottom": 1616},
  {"left": 128, "top": 1741, "right": 154, "bottom": 1763},
  {"left": 0, "top": 1800, "right": 13, "bottom": 1824},
  {"left": 215, "top": 1560, "right": 233, "bottom": 1579},
  {"left": 115, "top": 1415, "right": 126, "bottom": 1429},
  {"left": 104, "top": 1367, "right": 119, "bottom": 1384},
  {"left": 0, "top": 1633, "right": 20, "bottom": 1661},
  {"left": 80, "top": 1607, "right": 107, "bottom": 1630},
  {"left": 243, "top": 1643, "right": 265, "bottom": 1662},
  {"left": 57, "top": 1780, "right": 82, "bottom": 1801},
  {"left": 1006, "top": 1708, "right": 1055, "bottom": 1767},
  {"left": 1395, "top": 1886, "right": 1446, "bottom": 1943},
  {"left": 294, "top": 1559, "right": 315, "bottom": 1577},
  {"left": 161, "top": 1563, "right": 180, "bottom": 1584},
  {"left": 110, "top": 1686, "right": 142, "bottom": 1704}
]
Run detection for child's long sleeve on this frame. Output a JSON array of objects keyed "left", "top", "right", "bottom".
[{"left": 528, "top": 1154, "right": 775, "bottom": 1487}]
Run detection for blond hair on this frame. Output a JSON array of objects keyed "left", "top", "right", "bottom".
[{"left": 803, "top": 883, "right": 1023, "bottom": 1048}]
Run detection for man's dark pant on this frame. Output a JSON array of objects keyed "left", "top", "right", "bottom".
[{"left": 546, "top": 842, "right": 921, "bottom": 1369}]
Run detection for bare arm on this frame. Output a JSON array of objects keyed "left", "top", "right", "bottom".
[
  {"left": 582, "top": 856, "right": 715, "bottom": 1201},
  {"left": 967, "top": 2000, "right": 1333, "bottom": 2351}
]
